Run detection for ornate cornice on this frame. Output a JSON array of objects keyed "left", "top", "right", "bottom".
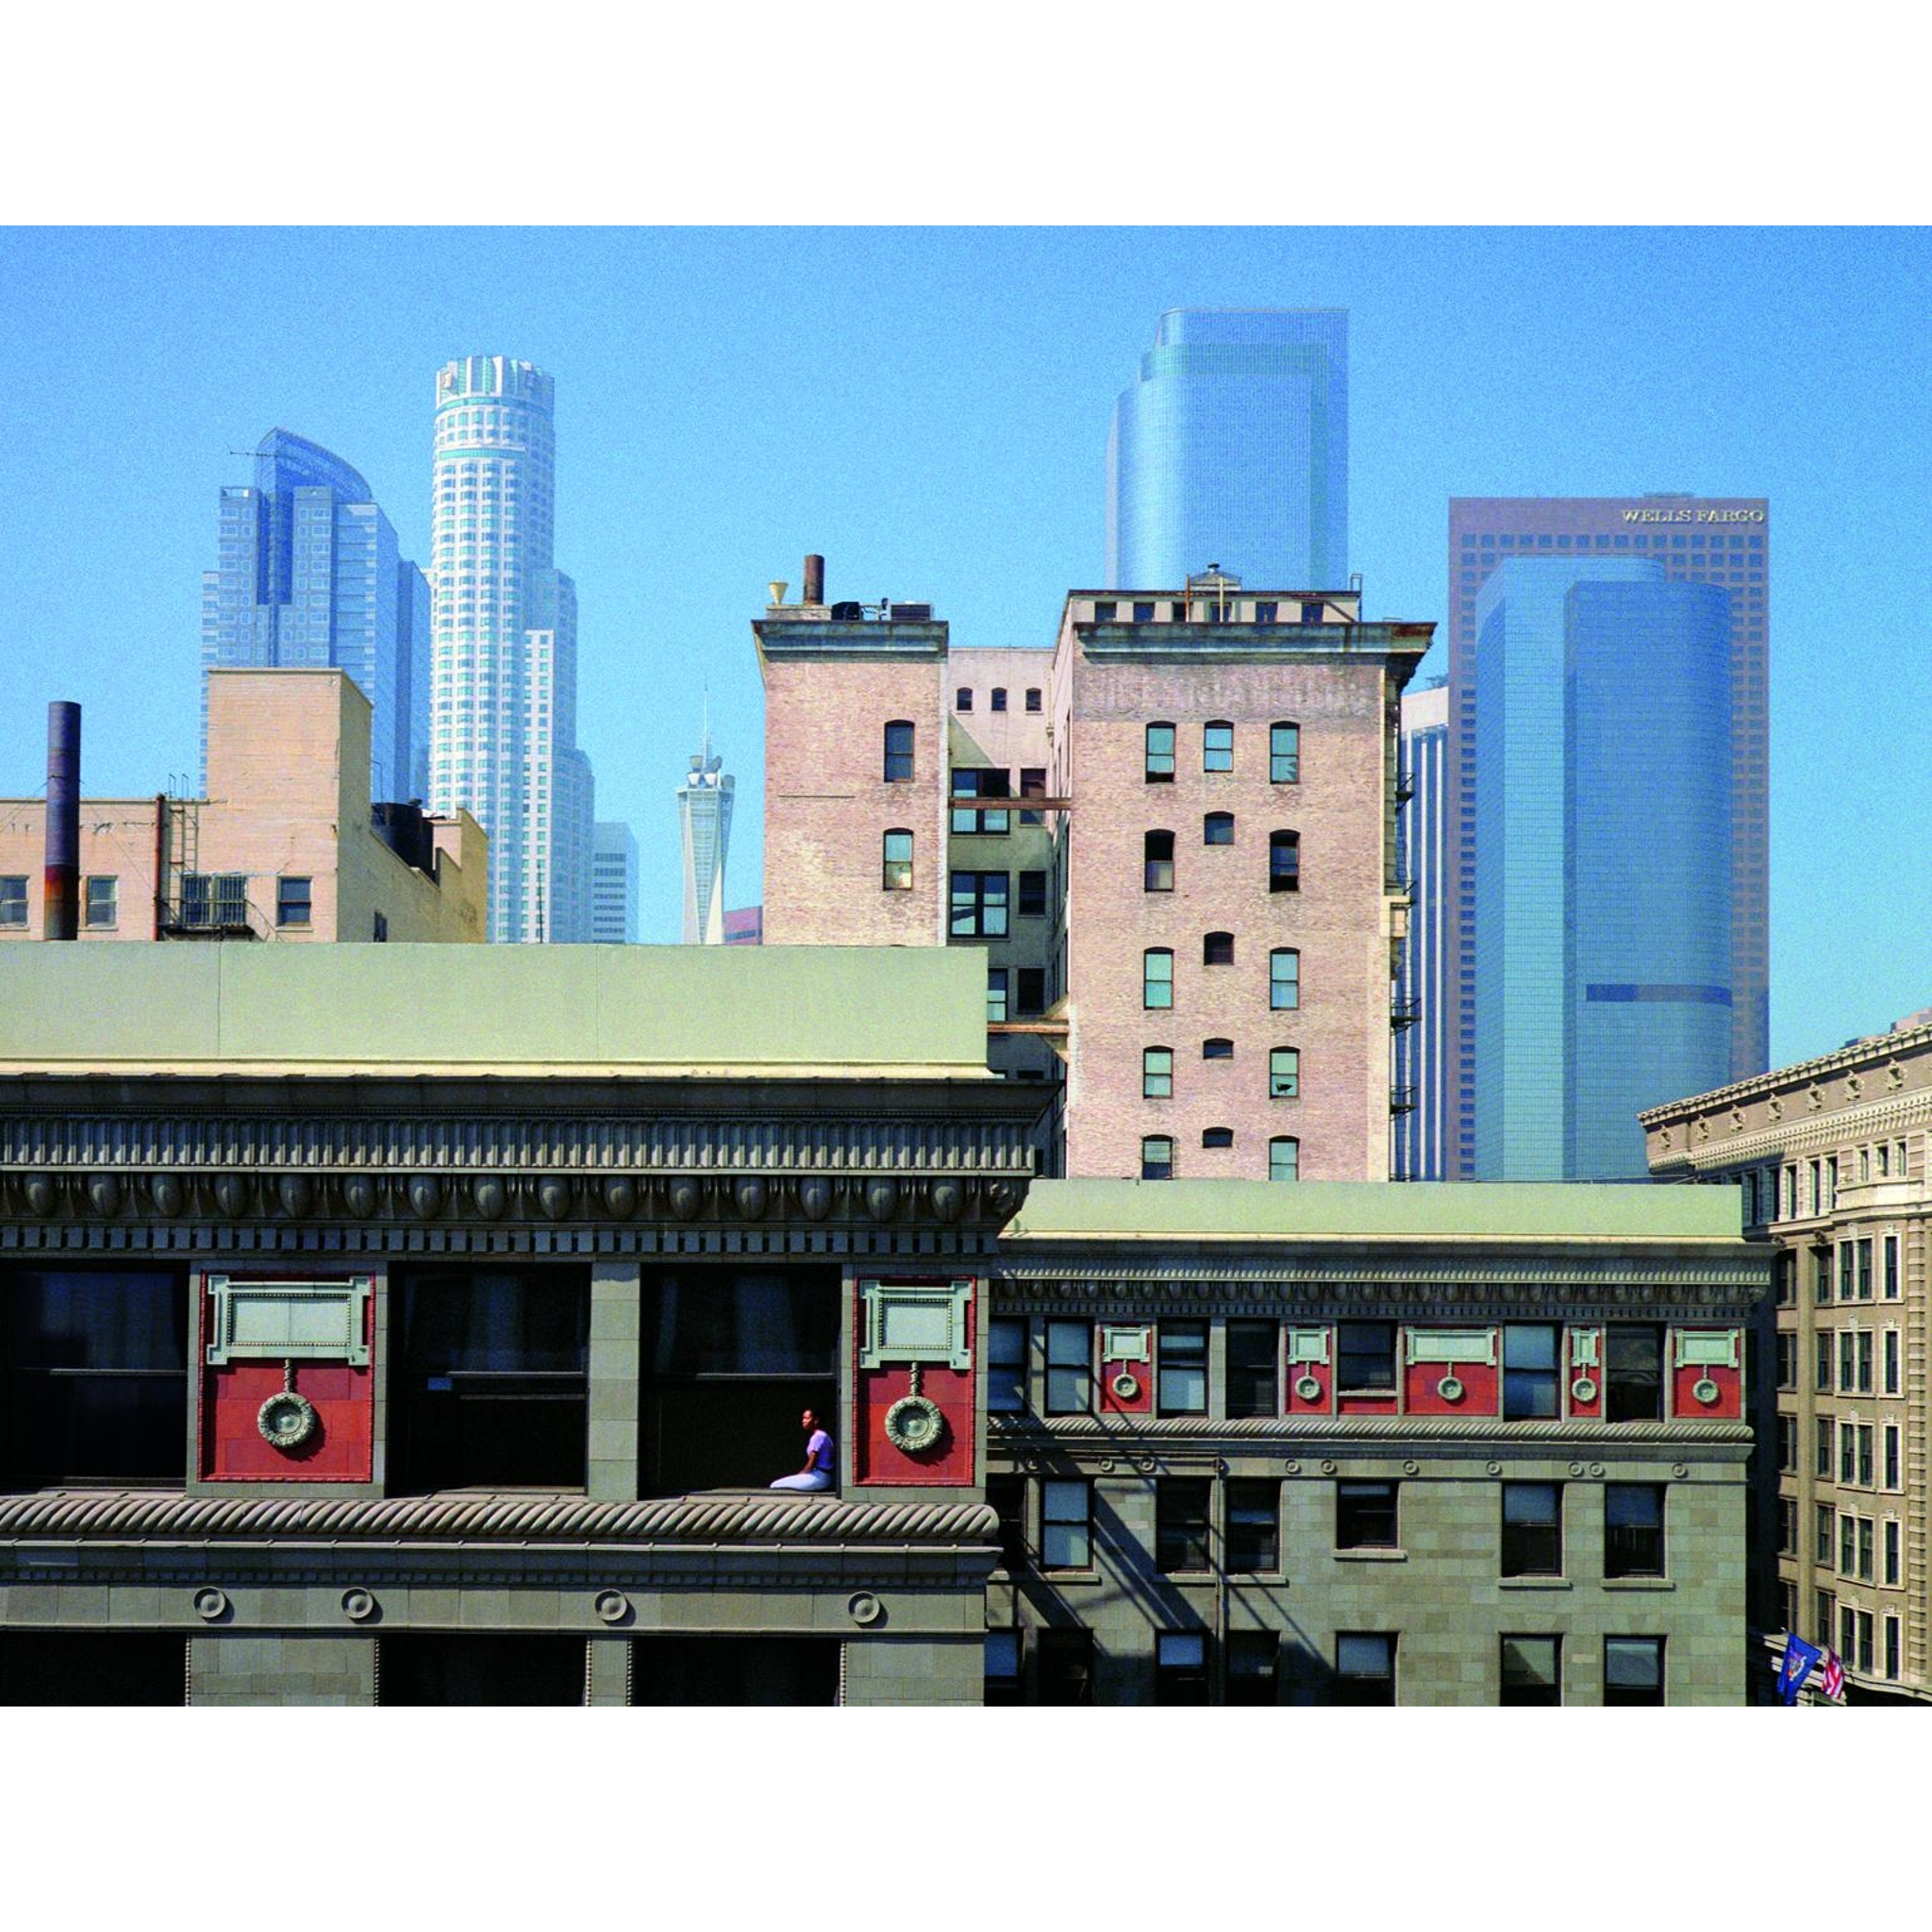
[
  {"left": 1651, "top": 1089, "right": 1932, "bottom": 1172},
  {"left": 990, "top": 1415, "right": 1752, "bottom": 1449},
  {"left": 0, "top": 1490, "right": 997, "bottom": 1547},
  {"left": 1639, "top": 1019, "right": 1932, "bottom": 1124}
]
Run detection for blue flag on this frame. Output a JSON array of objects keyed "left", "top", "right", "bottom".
[{"left": 1778, "top": 1634, "right": 1823, "bottom": 1705}]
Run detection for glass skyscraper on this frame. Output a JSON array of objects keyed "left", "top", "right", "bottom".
[
  {"left": 677, "top": 730, "right": 733, "bottom": 945},
  {"left": 1471, "top": 558, "right": 1732, "bottom": 1180},
  {"left": 1106, "top": 309, "right": 1348, "bottom": 589},
  {"left": 200, "top": 429, "right": 428, "bottom": 801},
  {"left": 428, "top": 356, "right": 595, "bottom": 943},
  {"left": 1395, "top": 678, "right": 1448, "bottom": 1181},
  {"left": 591, "top": 820, "right": 638, "bottom": 944}
]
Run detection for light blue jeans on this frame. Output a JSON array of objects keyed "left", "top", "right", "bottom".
[{"left": 770, "top": 1470, "right": 835, "bottom": 1491}]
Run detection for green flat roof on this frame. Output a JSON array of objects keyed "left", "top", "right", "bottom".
[
  {"left": 1005, "top": 1179, "right": 1745, "bottom": 1244},
  {"left": 0, "top": 944, "right": 994, "bottom": 1078}
]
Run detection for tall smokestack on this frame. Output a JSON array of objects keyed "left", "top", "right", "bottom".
[
  {"left": 803, "top": 554, "right": 825, "bottom": 607},
  {"left": 44, "top": 701, "right": 79, "bottom": 941}
]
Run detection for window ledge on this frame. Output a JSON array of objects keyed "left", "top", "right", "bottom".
[
  {"left": 1040, "top": 1570, "right": 1102, "bottom": 1586},
  {"left": 1335, "top": 1547, "right": 1407, "bottom": 1562},
  {"left": 1498, "top": 1576, "right": 1571, "bottom": 1590},
  {"left": 1603, "top": 1577, "right": 1674, "bottom": 1591}
]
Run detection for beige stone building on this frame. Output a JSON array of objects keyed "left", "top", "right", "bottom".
[
  {"left": 1644, "top": 1007, "right": 1932, "bottom": 1702},
  {"left": 0, "top": 670, "right": 484, "bottom": 945}
]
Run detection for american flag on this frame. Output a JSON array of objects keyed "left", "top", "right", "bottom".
[{"left": 1822, "top": 1650, "right": 1846, "bottom": 1701}]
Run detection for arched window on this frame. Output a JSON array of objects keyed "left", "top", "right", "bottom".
[
  {"left": 1145, "top": 723, "right": 1175, "bottom": 782},
  {"left": 1203, "top": 1038, "right": 1234, "bottom": 1060},
  {"left": 1204, "top": 812, "right": 1234, "bottom": 847},
  {"left": 1144, "top": 830, "right": 1174, "bottom": 891},
  {"left": 956, "top": 688, "right": 974, "bottom": 712},
  {"left": 1270, "top": 830, "right": 1300, "bottom": 892},
  {"left": 991, "top": 688, "right": 1008, "bottom": 712},
  {"left": 1143, "top": 948, "right": 1174, "bottom": 1010},
  {"left": 1269, "top": 1047, "right": 1300, "bottom": 1099},
  {"left": 1271, "top": 722, "right": 1301, "bottom": 784},
  {"left": 1024, "top": 689, "right": 1042, "bottom": 713},
  {"left": 1269, "top": 1137, "right": 1301, "bottom": 1183},
  {"left": 882, "top": 829, "right": 914, "bottom": 891},
  {"left": 1204, "top": 722, "right": 1234, "bottom": 772},
  {"left": 1202, "top": 1127, "right": 1234, "bottom": 1150},
  {"left": 883, "top": 720, "right": 914, "bottom": 782},
  {"left": 1141, "top": 1136, "right": 1174, "bottom": 1181},
  {"left": 1270, "top": 948, "right": 1300, "bottom": 1010},
  {"left": 1204, "top": 931, "right": 1234, "bottom": 966},
  {"left": 1142, "top": 1046, "right": 1174, "bottom": 1098}
]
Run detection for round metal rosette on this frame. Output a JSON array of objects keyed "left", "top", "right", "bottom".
[
  {"left": 602, "top": 1176, "right": 639, "bottom": 1221},
  {"left": 929, "top": 1179, "right": 964, "bottom": 1224},
  {"left": 22, "top": 1174, "right": 58, "bottom": 1218},
  {"left": 668, "top": 1177, "right": 704, "bottom": 1223},
  {"left": 535, "top": 1176, "right": 573, "bottom": 1223},
  {"left": 1692, "top": 1376, "right": 1721, "bottom": 1407},
  {"left": 593, "top": 1590, "right": 632, "bottom": 1626},
  {"left": 1570, "top": 1375, "right": 1598, "bottom": 1405},
  {"left": 407, "top": 1175, "right": 443, "bottom": 1222},
  {"left": 1110, "top": 1371, "right": 1141, "bottom": 1403},
  {"left": 846, "top": 1591, "right": 884, "bottom": 1627},
  {"left": 863, "top": 1178, "right": 899, "bottom": 1224},
  {"left": 1293, "top": 1374, "right": 1323, "bottom": 1404},
  {"left": 797, "top": 1177, "right": 833, "bottom": 1223},
  {"left": 212, "top": 1174, "right": 252, "bottom": 1219},
  {"left": 1436, "top": 1374, "right": 1465, "bottom": 1405},
  {"left": 883, "top": 1392, "right": 947, "bottom": 1455},
  {"left": 472, "top": 1176, "right": 508, "bottom": 1222},
  {"left": 341, "top": 1588, "right": 378, "bottom": 1624},
  {"left": 733, "top": 1177, "right": 769, "bottom": 1222},
  {"left": 341, "top": 1175, "right": 378, "bottom": 1220},
  {"left": 276, "top": 1174, "right": 314, "bottom": 1220},
  {"left": 149, "top": 1174, "right": 186, "bottom": 1218},
  {"left": 983, "top": 1179, "right": 1020, "bottom": 1220},
  {"left": 258, "top": 1390, "right": 319, "bottom": 1452},
  {"left": 85, "top": 1173, "right": 122, "bottom": 1218},
  {"left": 192, "top": 1588, "right": 229, "bottom": 1624}
]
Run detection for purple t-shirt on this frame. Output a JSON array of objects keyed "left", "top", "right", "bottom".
[{"left": 807, "top": 1428, "right": 834, "bottom": 1474}]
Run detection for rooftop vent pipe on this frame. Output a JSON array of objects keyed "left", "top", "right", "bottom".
[
  {"left": 44, "top": 701, "right": 80, "bottom": 941},
  {"left": 803, "top": 554, "right": 825, "bottom": 606}
]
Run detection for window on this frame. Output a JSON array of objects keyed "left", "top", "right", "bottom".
[
  {"left": 1270, "top": 722, "right": 1300, "bottom": 783},
  {"left": 1500, "top": 1636, "right": 1561, "bottom": 1707},
  {"left": 987, "top": 1317, "right": 1026, "bottom": 1413},
  {"left": 1885, "top": 1235, "right": 1901, "bottom": 1299},
  {"left": 1141, "top": 1136, "right": 1174, "bottom": 1181},
  {"left": 1886, "top": 1520, "right": 1902, "bottom": 1585},
  {"left": 1776, "top": 1414, "right": 1795, "bottom": 1472},
  {"left": 1815, "top": 1332, "right": 1832, "bottom": 1394},
  {"left": 984, "top": 1628, "right": 1022, "bottom": 1704},
  {"left": 0, "top": 875, "right": 26, "bottom": 926},
  {"left": 1203, "top": 931, "right": 1234, "bottom": 966},
  {"left": 881, "top": 830, "right": 914, "bottom": 891},
  {"left": 1226, "top": 1479, "right": 1279, "bottom": 1572},
  {"left": 1092, "top": 602, "right": 1117, "bottom": 623},
  {"left": 1774, "top": 1332, "right": 1795, "bottom": 1391},
  {"left": 1604, "top": 1637, "right": 1664, "bottom": 1707},
  {"left": 987, "top": 1483, "right": 1025, "bottom": 1574},
  {"left": 275, "top": 875, "right": 312, "bottom": 928},
  {"left": 1037, "top": 1630, "right": 1095, "bottom": 1705},
  {"left": 956, "top": 688, "right": 973, "bottom": 712},
  {"left": 1225, "top": 1633, "right": 1278, "bottom": 1706},
  {"left": 1144, "top": 830, "right": 1174, "bottom": 891},
  {"left": 1204, "top": 722, "right": 1233, "bottom": 772},
  {"left": 1203, "top": 811, "right": 1235, "bottom": 847},
  {"left": 1018, "top": 768, "right": 1047, "bottom": 824},
  {"left": 1269, "top": 831, "right": 1300, "bottom": 892},
  {"left": 1041, "top": 1479, "right": 1090, "bottom": 1569},
  {"left": 1015, "top": 969, "right": 1045, "bottom": 1016},
  {"left": 1886, "top": 1615, "right": 1901, "bottom": 1681},
  {"left": 1253, "top": 601, "right": 1279, "bottom": 625},
  {"left": 1300, "top": 601, "right": 1325, "bottom": 625},
  {"left": 1024, "top": 689, "right": 1041, "bottom": 713},
  {"left": 1817, "top": 1415, "right": 1834, "bottom": 1479},
  {"left": 949, "top": 871, "right": 1008, "bottom": 937},
  {"left": 883, "top": 720, "right": 914, "bottom": 781},
  {"left": 1145, "top": 723, "right": 1175, "bottom": 782},
  {"left": 1016, "top": 871, "right": 1047, "bottom": 919},
  {"left": 1501, "top": 1482, "right": 1562, "bottom": 1577},
  {"left": 1857, "top": 1239, "right": 1874, "bottom": 1301},
  {"left": 951, "top": 768, "right": 1009, "bottom": 835},
  {"left": 1814, "top": 1248, "right": 1831, "bottom": 1304},
  {"left": 1503, "top": 1324, "right": 1560, "bottom": 1420},
  {"left": 1270, "top": 949, "right": 1300, "bottom": 1010},
  {"left": 1605, "top": 1325, "right": 1662, "bottom": 1423},
  {"left": 1203, "top": 1038, "right": 1233, "bottom": 1061},
  {"left": 1158, "top": 1321, "right": 1207, "bottom": 1414},
  {"left": 1817, "top": 1503, "right": 1835, "bottom": 1565},
  {"left": 1775, "top": 1252, "right": 1795, "bottom": 1306},
  {"left": 83, "top": 876, "right": 117, "bottom": 928},
  {"left": 1604, "top": 1484, "right": 1665, "bottom": 1578},
  {"left": 1778, "top": 1497, "right": 1798, "bottom": 1556},
  {"left": 1155, "top": 1632, "right": 1209, "bottom": 1705},
  {"left": 1268, "top": 1137, "right": 1300, "bottom": 1183},
  {"left": 991, "top": 688, "right": 1008, "bottom": 712},
  {"left": 1045, "top": 1321, "right": 1091, "bottom": 1414},
  {"left": 1143, "top": 948, "right": 1173, "bottom": 1008},
  {"left": 1158, "top": 1479, "right": 1212, "bottom": 1573},
  {"left": 1201, "top": 1126, "right": 1234, "bottom": 1150},
  {"left": 1268, "top": 1048, "right": 1299, "bottom": 1100},
  {"left": 1337, "top": 1480, "right": 1398, "bottom": 1550},
  {"left": 1142, "top": 1047, "right": 1174, "bottom": 1099},
  {"left": 986, "top": 967, "right": 1008, "bottom": 1024},
  {"left": 1334, "top": 1633, "right": 1395, "bottom": 1706},
  {"left": 1337, "top": 1321, "right": 1395, "bottom": 1393},
  {"left": 372, "top": 911, "right": 388, "bottom": 943},
  {"left": 1226, "top": 1320, "right": 1278, "bottom": 1417},
  {"left": 1885, "top": 1424, "right": 1901, "bottom": 1490},
  {"left": 1132, "top": 602, "right": 1156, "bottom": 625}
]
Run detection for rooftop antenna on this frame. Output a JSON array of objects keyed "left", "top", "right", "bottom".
[{"left": 702, "top": 686, "right": 711, "bottom": 765}]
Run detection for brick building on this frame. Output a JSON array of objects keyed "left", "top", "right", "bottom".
[{"left": 0, "top": 670, "right": 485, "bottom": 945}]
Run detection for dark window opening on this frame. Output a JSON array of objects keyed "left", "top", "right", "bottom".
[
  {"left": 1144, "top": 829, "right": 1174, "bottom": 891},
  {"left": 1334, "top": 1633, "right": 1395, "bottom": 1706},
  {"left": 1037, "top": 1629, "right": 1094, "bottom": 1705},
  {"left": 1226, "top": 1478, "right": 1279, "bottom": 1572},
  {"left": 1606, "top": 1325, "right": 1663, "bottom": 1423},
  {"left": 991, "top": 688, "right": 1008, "bottom": 712},
  {"left": 1337, "top": 1479, "right": 1398, "bottom": 1549},
  {"left": 378, "top": 1634, "right": 586, "bottom": 1707},
  {"left": 1502, "top": 1481, "right": 1562, "bottom": 1577},
  {"left": 1225, "top": 1631, "right": 1278, "bottom": 1706},
  {"left": 1158, "top": 1321, "right": 1207, "bottom": 1414},
  {"left": 1500, "top": 1635, "right": 1561, "bottom": 1707},
  {"left": 1203, "top": 1037, "right": 1234, "bottom": 1060},
  {"left": 988, "top": 1475, "right": 1026, "bottom": 1572},
  {"left": 1337, "top": 1321, "right": 1395, "bottom": 1393},
  {"left": 1016, "top": 969, "right": 1046, "bottom": 1017},
  {"left": 1605, "top": 1483, "right": 1665, "bottom": 1578},
  {"left": 1202, "top": 1126, "right": 1234, "bottom": 1150},
  {"left": 883, "top": 720, "right": 914, "bottom": 782},
  {"left": 987, "top": 1317, "right": 1026, "bottom": 1413},
  {"left": 1226, "top": 1320, "right": 1278, "bottom": 1417},
  {"left": 1268, "top": 831, "right": 1300, "bottom": 892},
  {"left": 1503, "top": 1324, "right": 1559, "bottom": 1420},
  {"left": 1156, "top": 1631, "right": 1210, "bottom": 1705},
  {"left": 0, "top": 1633, "right": 187, "bottom": 1707},
  {"left": 1204, "top": 811, "right": 1234, "bottom": 846},
  {"left": 1158, "top": 1478, "right": 1212, "bottom": 1573},
  {"left": 631, "top": 1636, "right": 841, "bottom": 1706},
  {"left": 1203, "top": 930, "right": 1234, "bottom": 966},
  {"left": 1024, "top": 689, "right": 1042, "bottom": 713}
]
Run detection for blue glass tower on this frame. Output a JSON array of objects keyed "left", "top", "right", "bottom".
[
  {"left": 1106, "top": 309, "right": 1347, "bottom": 589},
  {"left": 1473, "top": 558, "right": 1733, "bottom": 1180},
  {"left": 200, "top": 430, "right": 428, "bottom": 802}
]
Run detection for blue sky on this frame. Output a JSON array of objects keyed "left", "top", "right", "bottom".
[{"left": 1, "top": 225, "right": 1925, "bottom": 1066}]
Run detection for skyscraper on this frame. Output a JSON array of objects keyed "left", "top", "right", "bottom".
[
  {"left": 1470, "top": 557, "right": 1733, "bottom": 1180},
  {"left": 677, "top": 730, "right": 733, "bottom": 944},
  {"left": 1395, "top": 678, "right": 1447, "bottom": 1181},
  {"left": 1445, "top": 496, "right": 1769, "bottom": 1177},
  {"left": 591, "top": 820, "right": 638, "bottom": 944},
  {"left": 201, "top": 429, "right": 428, "bottom": 803},
  {"left": 428, "top": 356, "right": 596, "bottom": 943},
  {"left": 1106, "top": 309, "right": 1348, "bottom": 590}
]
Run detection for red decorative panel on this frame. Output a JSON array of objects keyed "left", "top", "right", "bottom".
[
  {"left": 1285, "top": 1328, "right": 1331, "bottom": 1414},
  {"left": 1671, "top": 1328, "right": 1743, "bottom": 1420},
  {"left": 854, "top": 1287, "right": 975, "bottom": 1487},
  {"left": 1403, "top": 1357, "right": 1499, "bottom": 1416},
  {"left": 1099, "top": 1323, "right": 1154, "bottom": 1416},
  {"left": 1566, "top": 1327, "right": 1604, "bottom": 1419},
  {"left": 1336, "top": 1392, "right": 1399, "bottom": 1417},
  {"left": 198, "top": 1283, "right": 375, "bottom": 1483}
]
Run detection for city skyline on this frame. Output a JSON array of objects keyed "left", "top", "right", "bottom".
[{"left": 0, "top": 227, "right": 1924, "bottom": 1062}]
